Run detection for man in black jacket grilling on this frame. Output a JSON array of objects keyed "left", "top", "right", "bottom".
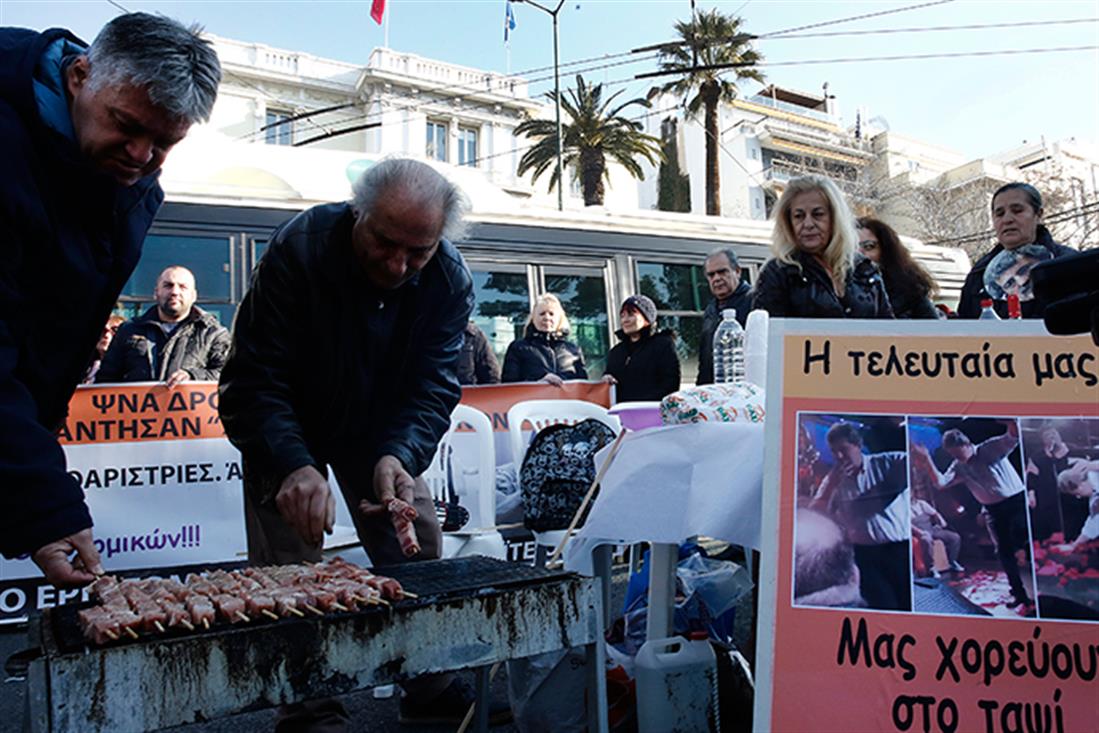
[{"left": 219, "top": 158, "right": 509, "bottom": 727}]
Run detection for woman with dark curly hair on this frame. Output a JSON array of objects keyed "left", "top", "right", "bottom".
[{"left": 856, "top": 217, "right": 940, "bottom": 319}]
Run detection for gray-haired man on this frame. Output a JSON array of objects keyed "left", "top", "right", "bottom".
[
  {"left": 220, "top": 158, "right": 509, "bottom": 727},
  {"left": 697, "top": 247, "right": 752, "bottom": 385},
  {"left": 0, "top": 13, "right": 219, "bottom": 586}
]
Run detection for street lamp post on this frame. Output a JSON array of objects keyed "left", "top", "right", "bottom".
[{"left": 515, "top": 0, "right": 566, "bottom": 211}]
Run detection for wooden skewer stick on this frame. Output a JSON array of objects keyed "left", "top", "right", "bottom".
[
  {"left": 261, "top": 609, "right": 280, "bottom": 620},
  {"left": 286, "top": 607, "right": 305, "bottom": 618},
  {"left": 305, "top": 604, "right": 324, "bottom": 616},
  {"left": 547, "top": 430, "right": 627, "bottom": 567},
  {"left": 105, "top": 630, "right": 119, "bottom": 641},
  {"left": 332, "top": 602, "right": 349, "bottom": 612},
  {"left": 153, "top": 621, "right": 165, "bottom": 633},
  {"left": 124, "top": 627, "right": 139, "bottom": 640},
  {"left": 399, "top": 591, "right": 419, "bottom": 600},
  {"left": 180, "top": 620, "right": 195, "bottom": 632},
  {"left": 201, "top": 618, "right": 210, "bottom": 630},
  {"left": 235, "top": 612, "right": 251, "bottom": 623}
]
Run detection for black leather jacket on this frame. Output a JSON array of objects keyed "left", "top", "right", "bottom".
[
  {"left": 501, "top": 325, "right": 587, "bottom": 382},
  {"left": 218, "top": 203, "right": 474, "bottom": 495},
  {"left": 96, "top": 306, "right": 230, "bottom": 383},
  {"left": 751, "top": 251, "right": 894, "bottom": 319}
]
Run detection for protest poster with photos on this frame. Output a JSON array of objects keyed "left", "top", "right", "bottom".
[{"left": 754, "top": 320, "right": 1098, "bottom": 733}]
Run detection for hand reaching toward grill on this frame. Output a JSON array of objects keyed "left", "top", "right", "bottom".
[
  {"left": 372, "top": 455, "right": 415, "bottom": 506},
  {"left": 275, "top": 465, "right": 336, "bottom": 546},
  {"left": 359, "top": 456, "right": 421, "bottom": 556},
  {"left": 32, "top": 528, "right": 104, "bottom": 588}
]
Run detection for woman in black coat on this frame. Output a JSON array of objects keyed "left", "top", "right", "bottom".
[
  {"left": 856, "top": 217, "right": 940, "bottom": 319},
  {"left": 956, "top": 182, "right": 1078, "bottom": 319},
  {"left": 752, "top": 175, "right": 893, "bottom": 319},
  {"left": 603, "top": 295, "right": 681, "bottom": 402},
  {"left": 501, "top": 293, "right": 588, "bottom": 384}
]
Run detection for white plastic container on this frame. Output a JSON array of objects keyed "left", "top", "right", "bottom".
[
  {"left": 636, "top": 634, "right": 718, "bottom": 733},
  {"left": 744, "top": 309, "right": 769, "bottom": 390}
]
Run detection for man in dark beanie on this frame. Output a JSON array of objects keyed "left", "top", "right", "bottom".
[
  {"left": 603, "top": 294, "right": 681, "bottom": 402},
  {"left": 0, "top": 12, "right": 220, "bottom": 586}
]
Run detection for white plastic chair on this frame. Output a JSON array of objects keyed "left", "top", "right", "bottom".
[
  {"left": 423, "top": 404, "right": 506, "bottom": 560},
  {"left": 507, "top": 399, "right": 621, "bottom": 566}
]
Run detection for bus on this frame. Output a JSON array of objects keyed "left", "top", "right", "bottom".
[{"left": 123, "top": 195, "right": 970, "bottom": 384}]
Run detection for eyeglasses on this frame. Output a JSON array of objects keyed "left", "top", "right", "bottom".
[{"left": 858, "top": 240, "right": 879, "bottom": 252}]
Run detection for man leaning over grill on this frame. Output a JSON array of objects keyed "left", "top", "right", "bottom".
[
  {"left": 0, "top": 13, "right": 220, "bottom": 587},
  {"left": 219, "top": 158, "right": 510, "bottom": 729}
]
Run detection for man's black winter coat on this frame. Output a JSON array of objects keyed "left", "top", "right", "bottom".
[
  {"left": 0, "top": 27, "right": 163, "bottom": 557},
  {"left": 218, "top": 203, "right": 474, "bottom": 498},
  {"left": 696, "top": 280, "right": 751, "bottom": 385}
]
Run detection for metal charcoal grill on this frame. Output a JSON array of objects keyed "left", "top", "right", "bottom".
[{"left": 25, "top": 557, "right": 607, "bottom": 733}]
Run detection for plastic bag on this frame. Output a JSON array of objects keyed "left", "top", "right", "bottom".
[
  {"left": 507, "top": 648, "right": 590, "bottom": 733},
  {"left": 620, "top": 548, "right": 753, "bottom": 657}
]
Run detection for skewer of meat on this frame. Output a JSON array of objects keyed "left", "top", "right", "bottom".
[{"left": 359, "top": 497, "right": 421, "bottom": 557}]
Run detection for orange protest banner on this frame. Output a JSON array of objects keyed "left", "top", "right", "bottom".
[
  {"left": 59, "top": 383, "right": 224, "bottom": 445},
  {"left": 459, "top": 381, "right": 613, "bottom": 432}
]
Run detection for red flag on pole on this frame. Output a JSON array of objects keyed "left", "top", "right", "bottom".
[{"left": 370, "top": 0, "right": 386, "bottom": 24}]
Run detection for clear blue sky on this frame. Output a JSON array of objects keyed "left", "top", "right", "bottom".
[{"left": 2, "top": 0, "right": 1096, "bottom": 158}]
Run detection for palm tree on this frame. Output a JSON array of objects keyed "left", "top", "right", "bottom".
[
  {"left": 651, "top": 9, "right": 764, "bottom": 216},
  {"left": 515, "top": 75, "right": 663, "bottom": 207}
]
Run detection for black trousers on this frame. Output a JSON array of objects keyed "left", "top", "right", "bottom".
[
  {"left": 853, "top": 541, "right": 912, "bottom": 611},
  {"left": 983, "top": 492, "right": 1031, "bottom": 601}
]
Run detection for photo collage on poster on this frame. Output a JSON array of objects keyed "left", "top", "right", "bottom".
[{"left": 792, "top": 413, "right": 1099, "bottom": 622}]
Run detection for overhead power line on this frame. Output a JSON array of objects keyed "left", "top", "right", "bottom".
[
  {"left": 767, "top": 17, "right": 1099, "bottom": 40},
  {"left": 636, "top": 44, "right": 1098, "bottom": 79},
  {"left": 761, "top": 0, "right": 955, "bottom": 38}
]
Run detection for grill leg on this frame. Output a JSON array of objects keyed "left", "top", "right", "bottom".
[
  {"left": 474, "top": 664, "right": 490, "bottom": 733},
  {"left": 585, "top": 641, "right": 609, "bottom": 733}
]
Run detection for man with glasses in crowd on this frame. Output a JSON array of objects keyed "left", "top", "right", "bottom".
[{"left": 697, "top": 247, "right": 752, "bottom": 384}]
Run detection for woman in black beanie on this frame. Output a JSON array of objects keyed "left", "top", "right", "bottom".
[{"left": 603, "top": 295, "right": 681, "bottom": 402}]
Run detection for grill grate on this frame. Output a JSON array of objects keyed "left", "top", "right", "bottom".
[
  {"left": 47, "top": 557, "right": 574, "bottom": 654},
  {"left": 375, "top": 556, "right": 573, "bottom": 598}
]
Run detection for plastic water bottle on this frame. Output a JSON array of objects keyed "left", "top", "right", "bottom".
[
  {"left": 636, "top": 634, "right": 719, "bottom": 733},
  {"left": 712, "top": 309, "right": 745, "bottom": 384},
  {"left": 978, "top": 298, "right": 1001, "bottom": 321}
]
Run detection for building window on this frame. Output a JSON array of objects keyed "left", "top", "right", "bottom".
[
  {"left": 458, "top": 126, "right": 479, "bottom": 167},
  {"left": 265, "top": 109, "right": 293, "bottom": 146},
  {"left": 426, "top": 120, "right": 448, "bottom": 162}
]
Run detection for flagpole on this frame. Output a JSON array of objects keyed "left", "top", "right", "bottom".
[{"left": 384, "top": 0, "right": 391, "bottom": 48}]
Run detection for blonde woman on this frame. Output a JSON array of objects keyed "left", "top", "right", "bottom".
[
  {"left": 752, "top": 175, "right": 893, "bottom": 318},
  {"left": 501, "top": 293, "right": 588, "bottom": 385}
]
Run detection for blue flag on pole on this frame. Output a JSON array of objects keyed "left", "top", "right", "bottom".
[{"left": 504, "top": 1, "right": 516, "bottom": 44}]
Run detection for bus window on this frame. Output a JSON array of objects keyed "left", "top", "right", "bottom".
[
  {"left": 122, "top": 234, "right": 232, "bottom": 300},
  {"left": 119, "top": 234, "right": 234, "bottom": 323},
  {"left": 637, "top": 261, "right": 710, "bottom": 384},
  {"left": 468, "top": 267, "right": 530, "bottom": 365},
  {"left": 544, "top": 270, "right": 609, "bottom": 378}
]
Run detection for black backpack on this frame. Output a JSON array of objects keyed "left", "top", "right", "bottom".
[{"left": 519, "top": 418, "right": 617, "bottom": 532}]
